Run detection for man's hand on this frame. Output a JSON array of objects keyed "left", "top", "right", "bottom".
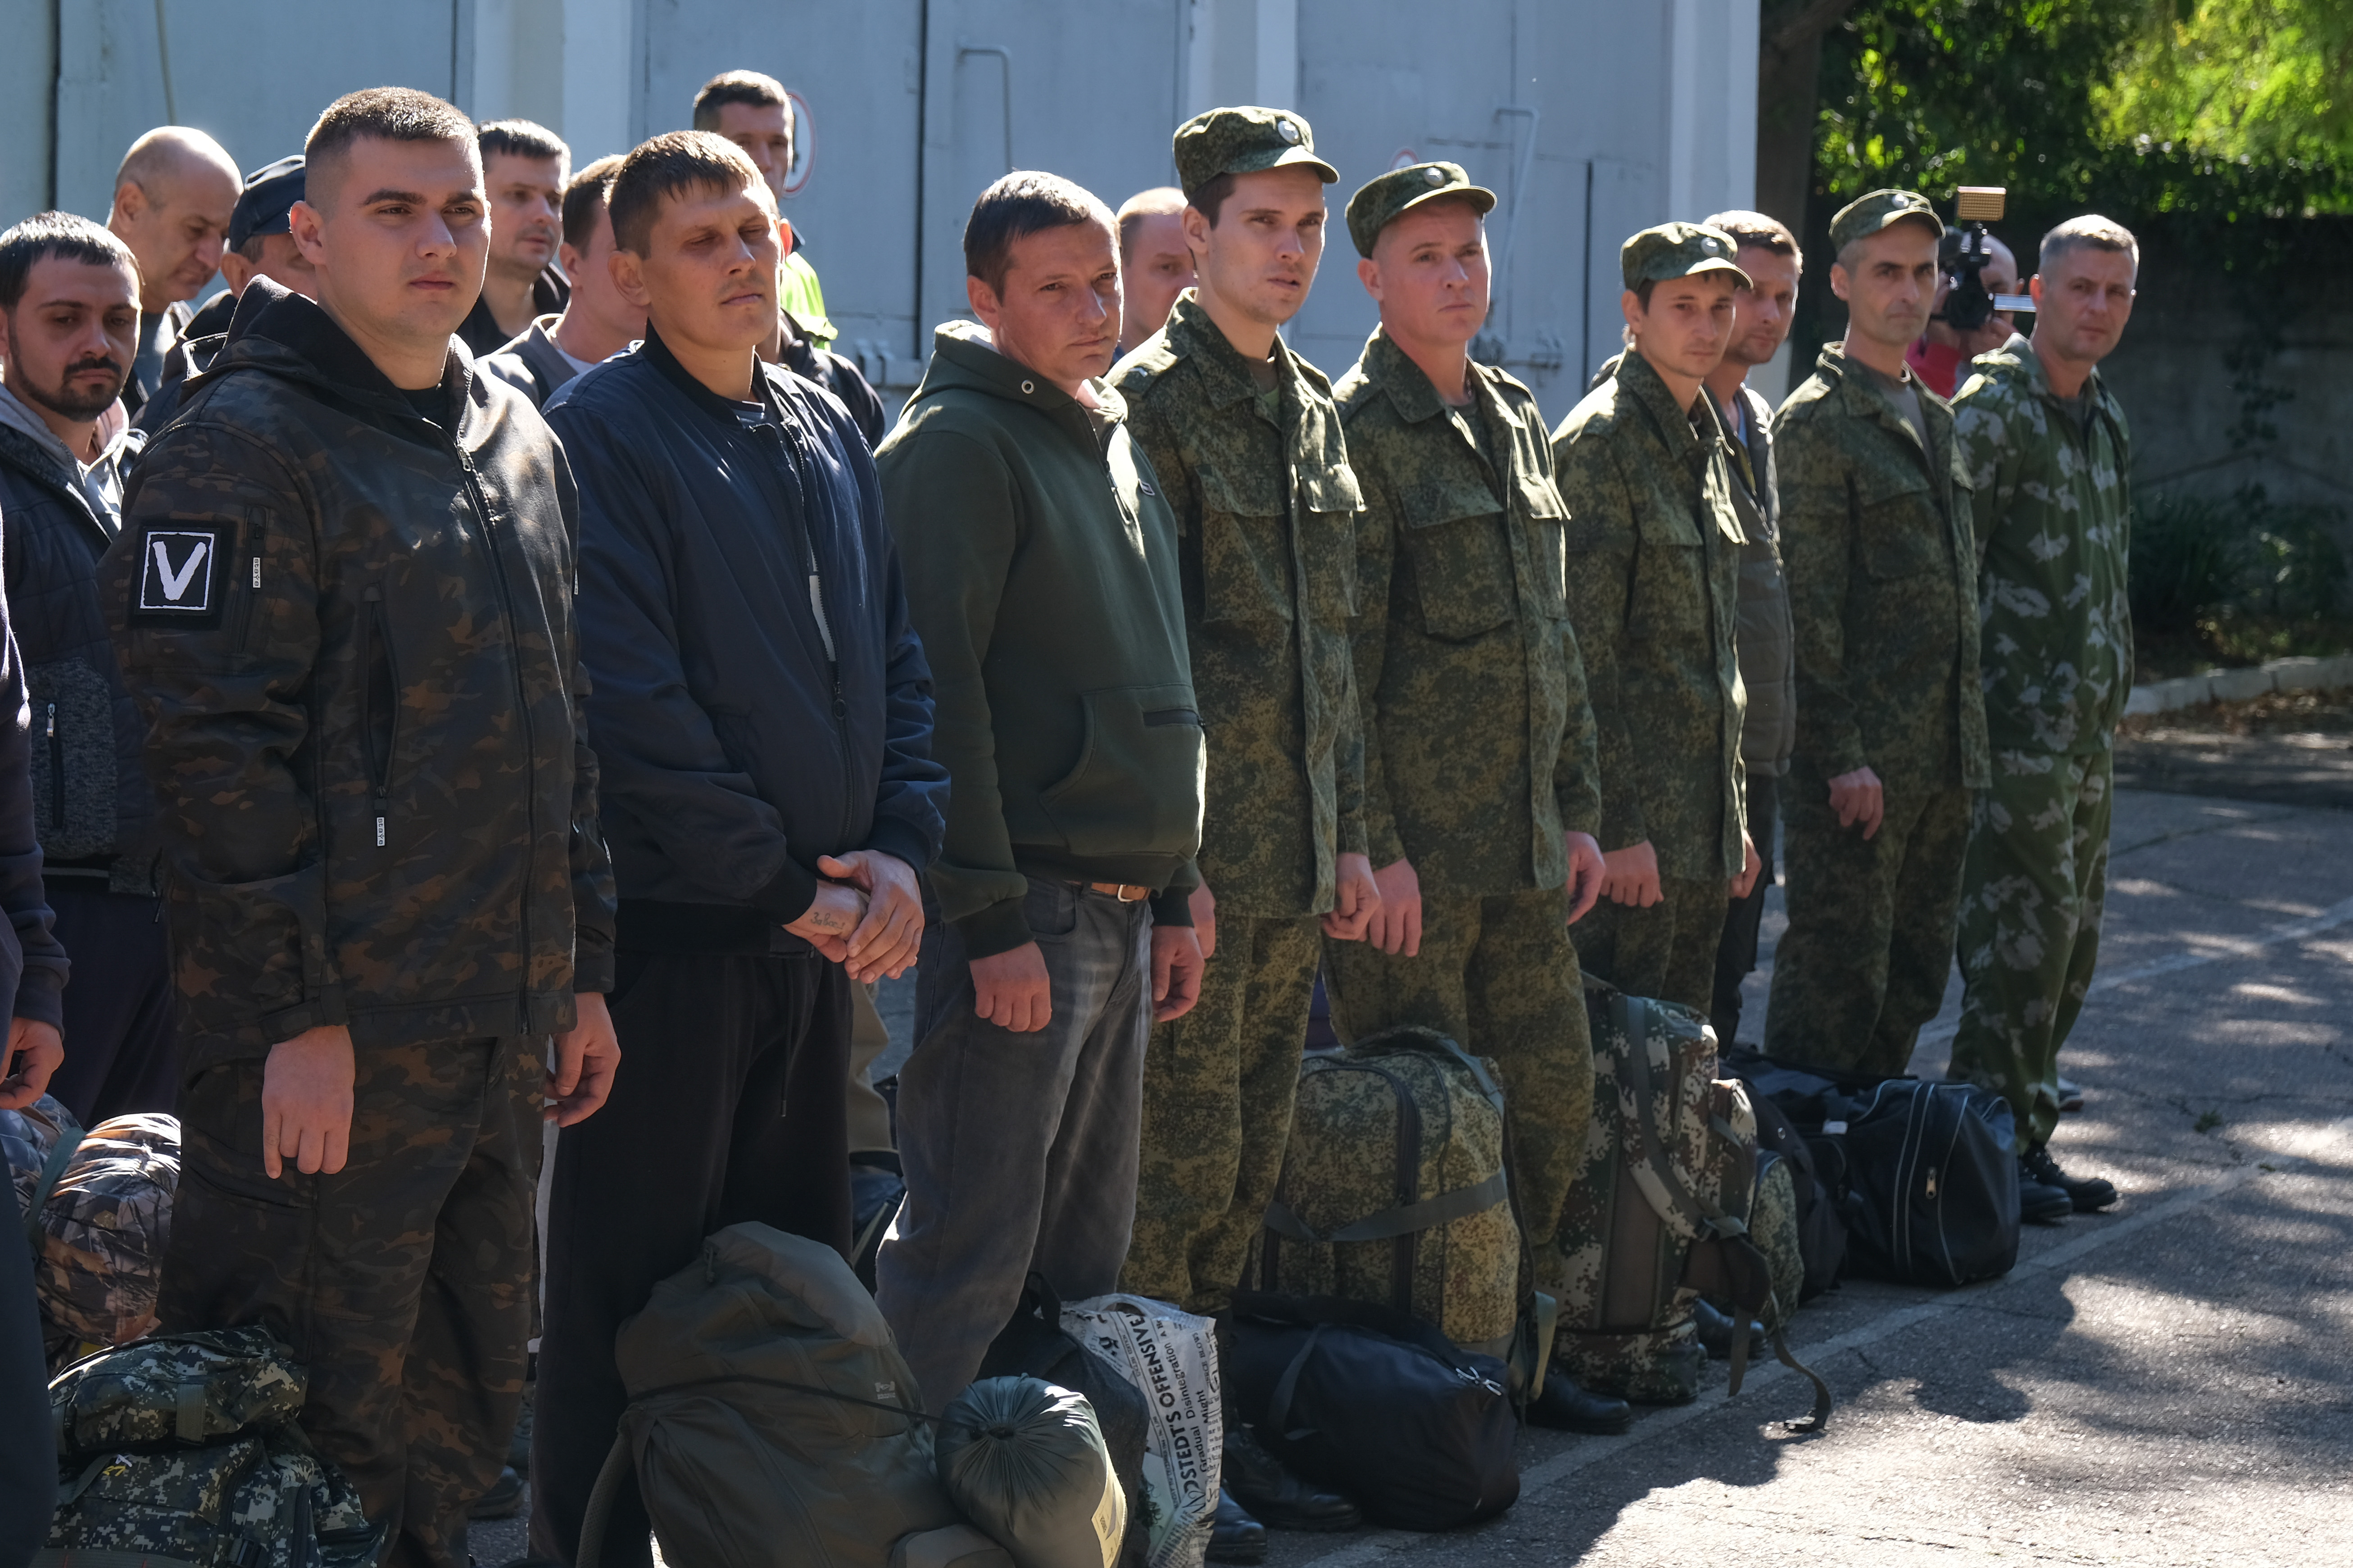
[
  {"left": 818, "top": 851, "right": 924, "bottom": 982},
  {"left": 1321, "top": 852, "right": 1381, "bottom": 941},
  {"left": 1564, "top": 833, "right": 1607, "bottom": 925},
  {"left": 1151, "top": 924, "right": 1204, "bottom": 1023},
  {"left": 785, "top": 881, "right": 870, "bottom": 962},
  {"left": 1601, "top": 840, "right": 1664, "bottom": 907},
  {"left": 1366, "top": 857, "right": 1423, "bottom": 956},
  {"left": 971, "top": 942, "right": 1053, "bottom": 1033},
  {"left": 1731, "top": 831, "right": 1764, "bottom": 900},
  {"left": 262, "top": 1025, "right": 355, "bottom": 1179},
  {"left": 547, "top": 992, "right": 621, "bottom": 1127},
  {"left": 1827, "top": 766, "right": 1885, "bottom": 840},
  {"left": 0, "top": 1019, "right": 62, "bottom": 1110},
  {"left": 1188, "top": 881, "right": 1217, "bottom": 961}
]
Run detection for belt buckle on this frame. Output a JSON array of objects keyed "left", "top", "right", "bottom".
[{"left": 1114, "top": 884, "right": 1147, "bottom": 903}]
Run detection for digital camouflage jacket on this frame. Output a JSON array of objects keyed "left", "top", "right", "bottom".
[
  {"left": 1333, "top": 326, "right": 1600, "bottom": 895},
  {"left": 1551, "top": 350, "right": 1745, "bottom": 883},
  {"left": 107, "top": 281, "right": 616, "bottom": 1064},
  {"left": 1114, "top": 292, "right": 1367, "bottom": 919},
  {"left": 1775, "top": 343, "right": 1990, "bottom": 792},
  {"left": 1952, "top": 339, "right": 2132, "bottom": 755}
]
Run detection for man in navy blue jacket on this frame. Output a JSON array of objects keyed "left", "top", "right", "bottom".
[{"left": 529, "top": 132, "right": 947, "bottom": 1568}]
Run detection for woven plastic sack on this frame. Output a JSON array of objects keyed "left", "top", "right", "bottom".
[{"left": 1060, "top": 1293, "right": 1219, "bottom": 1568}]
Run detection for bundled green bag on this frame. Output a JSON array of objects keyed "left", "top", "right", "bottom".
[{"left": 42, "top": 1327, "right": 383, "bottom": 1568}]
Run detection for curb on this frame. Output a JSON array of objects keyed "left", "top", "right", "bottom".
[{"left": 2124, "top": 653, "right": 2353, "bottom": 716}]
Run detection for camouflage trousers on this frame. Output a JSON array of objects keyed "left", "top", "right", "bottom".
[
  {"left": 1123, "top": 914, "right": 1321, "bottom": 1316},
  {"left": 1766, "top": 760, "right": 1971, "bottom": 1077},
  {"left": 1949, "top": 749, "right": 2113, "bottom": 1149},
  {"left": 1569, "top": 875, "right": 1727, "bottom": 1015},
  {"left": 159, "top": 1037, "right": 541, "bottom": 1568},
  {"left": 1322, "top": 884, "right": 1595, "bottom": 1277}
]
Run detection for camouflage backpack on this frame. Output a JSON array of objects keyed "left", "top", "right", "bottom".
[
  {"left": 1554, "top": 980, "right": 1829, "bottom": 1430},
  {"left": 1248, "top": 1026, "right": 1543, "bottom": 1381},
  {"left": 41, "top": 1327, "right": 383, "bottom": 1568}
]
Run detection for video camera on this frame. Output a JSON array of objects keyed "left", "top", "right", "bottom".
[{"left": 1934, "top": 186, "right": 2036, "bottom": 333}]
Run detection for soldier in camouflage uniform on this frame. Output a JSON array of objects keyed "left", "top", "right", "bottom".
[
  {"left": 1764, "top": 190, "right": 1989, "bottom": 1079},
  {"left": 103, "top": 92, "right": 618, "bottom": 1568},
  {"left": 1552, "top": 224, "right": 1755, "bottom": 1016},
  {"left": 1113, "top": 104, "right": 1375, "bottom": 1538},
  {"left": 1948, "top": 216, "right": 2141, "bottom": 1215},
  {"left": 1322, "top": 164, "right": 1629, "bottom": 1436}
]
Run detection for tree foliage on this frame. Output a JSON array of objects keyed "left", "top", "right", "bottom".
[{"left": 2096, "top": 0, "right": 2353, "bottom": 171}]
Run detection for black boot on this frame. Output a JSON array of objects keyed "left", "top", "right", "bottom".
[
  {"left": 1221, "top": 1423, "right": 1361, "bottom": 1531},
  {"left": 1524, "top": 1370, "right": 1634, "bottom": 1434},
  {"left": 2018, "top": 1154, "right": 2072, "bottom": 1225},
  {"left": 1692, "top": 1299, "right": 1766, "bottom": 1362},
  {"left": 2024, "top": 1143, "right": 2117, "bottom": 1212},
  {"left": 1205, "top": 1489, "right": 1268, "bottom": 1563}
]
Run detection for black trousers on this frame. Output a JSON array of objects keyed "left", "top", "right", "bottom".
[
  {"left": 0, "top": 1153, "right": 50, "bottom": 1568},
  {"left": 42, "top": 880, "right": 181, "bottom": 1124},
  {"left": 1712, "top": 773, "right": 1780, "bottom": 1048},
  {"left": 530, "top": 948, "right": 852, "bottom": 1568}
]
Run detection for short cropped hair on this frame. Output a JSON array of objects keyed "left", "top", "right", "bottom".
[
  {"left": 609, "top": 131, "right": 769, "bottom": 256},
  {"left": 1703, "top": 208, "right": 1802, "bottom": 271},
  {"left": 563, "top": 154, "right": 624, "bottom": 251},
  {"left": 964, "top": 171, "right": 1115, "bottom": 295},
  {"left": 304, "top": 88, "right": 476, "bottom": 205},
  {"left": 693, "top": 70, "right": 789, "bottom": 131},
  {"left": 1186, "top": 172, "right": 1238, "bottom": 229},
  {"left": 1115, "top": 186, "right": 1186, "bottom": 262},
  {"left": 479, "top": 118, "right": 570, "bottom": 173},
  {"left": 0, "top": 211, "right": 141, "bottom": 312},
  {"left": 2041, "top": 214, "right": 2139, "bottom": 276}
]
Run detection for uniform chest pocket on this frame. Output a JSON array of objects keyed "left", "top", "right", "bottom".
[
  {"left": 1191, "top": 462, "right": 1294, "bottom": 629},
  {"left": 1401, "top": 484, "right": 1514, "bottom": 641},
  {"left": 1627, "top": 496, "right": 1708, "bottom": 643},
  {"left": 1298, "top": 462, "right": 1363, "bottom": 624}
]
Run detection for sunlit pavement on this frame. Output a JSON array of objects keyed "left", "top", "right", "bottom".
[
  {"left": 1265, "top": 787, "right": 2353, "bottom": 1566},
  {"left": 472, "top": 788, "right": 2353, "bottom": 1568}
]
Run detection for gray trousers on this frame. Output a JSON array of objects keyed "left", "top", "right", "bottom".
[{"left": 876, "top": 877, "right": 1153, "bottom": 1408}]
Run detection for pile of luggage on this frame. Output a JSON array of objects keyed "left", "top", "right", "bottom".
[{"left": 2, "top": 1093, "right": 181, "bottom": 1369}]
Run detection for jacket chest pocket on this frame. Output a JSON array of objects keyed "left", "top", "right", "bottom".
[
  {"left": 1520, "top": 475, "right": 1571, "bottom": 621},
  {"left": 1297, "top": 463, "right": 1362, "bottom": 625},
  {"left": 1628, "top": 493, "right": 1708, "bottom": 644},
  {"left": 1858, "top": 475, "right": 1945, "bottom": 581},
  {"left": 1191, "top": 462, "right": 1295, "bottom": 629},
  {"left": 1401, "top": 481, "right": 1514, "bottom": 641}
]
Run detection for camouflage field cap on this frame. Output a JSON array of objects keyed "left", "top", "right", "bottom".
[
  {"left": 1828, "top": 187, "right": 1943, "bottom": 254},
  {"left": 1174, "top": 106, "right": 1338, "bottom": 196},
  {"left": 1620, "top": 222, "right": 1752, "bottom": 290},
  {"left": 1345, "top": 161, "right": 1496, "bottom": 256}
]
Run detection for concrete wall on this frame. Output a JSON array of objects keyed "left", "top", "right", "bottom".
[{"left": 4, "top": 0, "right": 1761, "bottom": 417}]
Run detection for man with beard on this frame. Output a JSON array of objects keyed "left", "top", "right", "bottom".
[{"left": 103, "top": 127, "right": 240, "bottom": 416}]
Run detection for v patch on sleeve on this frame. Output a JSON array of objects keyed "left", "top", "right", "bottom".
[{"left": 133, "top": 527, "right": 225, "bottom": 623}]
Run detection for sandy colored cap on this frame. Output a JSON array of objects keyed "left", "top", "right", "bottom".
[
  {"left": 1345, "top": 161, "right": 1496, "bottom": 257},
  {"left": 1620, "top": 222, "right": 1751, "bottom": 290},
  {"left": 1174, "top": 107, "right": 1338, "bottom": 196},
  {"left": 1828, "top": 188, "right": 1943, "bottom": 254}
]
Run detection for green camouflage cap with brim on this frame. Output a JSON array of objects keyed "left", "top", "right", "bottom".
[
  {"left": 1174, "top": 106, "right": 1339, "bottom": 196},
  {"left": 1621, "top": 222, "right": 1752, "bottom": 290},
  {"left": 1827, "top": 188, "right": 1944, "bottom": 255},
  {"left": 1345, "top": 161, "right": 1496, "bottom": 257}
]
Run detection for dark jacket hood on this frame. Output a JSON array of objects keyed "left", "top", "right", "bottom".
[{"left": 195, "top": 276, "right": 477, "bottom": 429}]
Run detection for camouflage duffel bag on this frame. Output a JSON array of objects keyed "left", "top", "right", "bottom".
[
  {"left": 3, "top": 1093, "right": 182, "bottom": 1369},
  {"left": 1247, "top": 1025, "right": 1535, "bottom": 1373},
  {"left": 41, "top": 1326, "right": 383, "bottom": 1568},
  {"left": 1553, "top": 979, "right": 1829, "bottom": 1429}
]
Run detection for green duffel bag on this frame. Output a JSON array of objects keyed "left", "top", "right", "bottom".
[
  {"left": 41, "top": 1327, "right": 382, "bottom": 1568},
  {"left": 578, "top": 1222, "right": 961, "bottom": 1568},
  {"left": 1248, "top": 1025, "right": 1533, "bottom": 1370}
]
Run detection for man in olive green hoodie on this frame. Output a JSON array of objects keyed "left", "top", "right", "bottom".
[{"left": 873, "top": 172, "right": 1206, "bottom": 1408}]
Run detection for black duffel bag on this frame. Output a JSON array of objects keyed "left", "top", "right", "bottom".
[
  {"left": 1838, "top": 1079, "right": 2021, "bottom": 1287},
  {"left": 1226, "top": 1292, "right": 1516, "bottom": 1532}
]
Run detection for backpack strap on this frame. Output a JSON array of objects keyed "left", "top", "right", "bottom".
[
  {"left": 1613, "top": 993, "right": 1745, "bottom": 1245},
  {"left": 1261, "top": 1170, "right": 1509, "bottom": 1245},
  {"left": 574, "top": 1430, "right": 635, "bottom": 1568},
  {"left": 21, "top": 1109, "right": 86, "bottom": 1256}
]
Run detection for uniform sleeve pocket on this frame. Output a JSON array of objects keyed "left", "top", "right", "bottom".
[{"left": 1041, "top": 684, "right": 1206, "bottom": 861}]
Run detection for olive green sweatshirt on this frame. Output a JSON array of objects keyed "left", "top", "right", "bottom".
[{"left": 878, "top": 323, "right": 1202, "bottom": 956}]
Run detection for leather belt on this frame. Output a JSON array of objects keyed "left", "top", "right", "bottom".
[{"left": 1081, "top": 882, "right": 1152, "bottom": 902}]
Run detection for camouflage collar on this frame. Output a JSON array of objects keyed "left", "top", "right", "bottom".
[
  {"left": 1614, "top": 347, "right": 1714, "bottom": 461},
  {"left": 1163, "top": 291, "right": 1304, "bottom": 416},
  {"left": 1361, "top": 326, "right": 1472, "bottom": 422},
  {"left": 1813, "top": 340, "right": 1947, "bottom": 458},
  {"left": 2001, "top": 332, "right": 2113, "bottom": 416}
]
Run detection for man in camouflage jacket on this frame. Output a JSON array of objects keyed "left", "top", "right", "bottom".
[
  {"left": 104, "top": 94, "right": 617, "bottom": 1568},
  {"left": 1764, "top": 190, "right": 1988, "bottom": 1079},
  {"left": 1114, "top": 109, "right": 1379, "bottom": 1337},
  {"left": 1553, "top": 224, "right": 1753, "bottom": 1016},
  {"left": 1947, "top": 217, "right": 2140, "bottom": 1215}
]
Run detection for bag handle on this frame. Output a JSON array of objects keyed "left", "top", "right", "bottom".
[{"left": 1261, "top": 1170, "right": 1507, "bottom": 1246}]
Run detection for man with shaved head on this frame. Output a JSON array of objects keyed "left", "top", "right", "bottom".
[{"left": 104, "top": 126, "right": 240, "bottom": 415}]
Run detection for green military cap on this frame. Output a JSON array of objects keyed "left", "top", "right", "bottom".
[
  {"left": 1827, "top": 187, "right": 1943, "bottom": 254},
  {"left": 1620, "top": 221, "right": 1752, "bottom": 290},
  {"left": 1344, "top": 161, "right": 1496, "bottom": 257},
  {"left": 1173, "top": 106, "right": 1338, "bottom": 196}
]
